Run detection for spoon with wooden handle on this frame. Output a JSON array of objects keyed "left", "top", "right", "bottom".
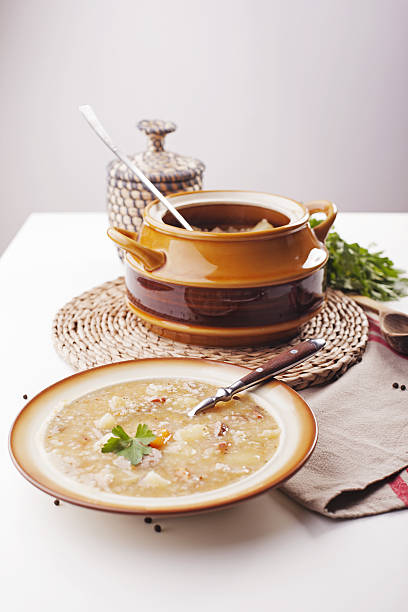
[
  {"left": 351, "top": 295, "right": 408, "bottom": 355},
  {"left": 188, "top": 338, "right": 325, "bottom": 417}
]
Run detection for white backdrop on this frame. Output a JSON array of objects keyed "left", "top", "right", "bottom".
[{"left": 1, "top": 0, "right": 407, "bottom": 253}]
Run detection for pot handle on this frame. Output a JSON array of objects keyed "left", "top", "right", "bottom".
[
  {"left": 107, "top": 227, "right": 166, "bottom": 272},
  {"left": 304, "top": 200, "right": 337, "bottom": 242}
]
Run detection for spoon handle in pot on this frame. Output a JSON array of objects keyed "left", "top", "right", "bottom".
[
  {"left": 189, "top": 339, "right": 325, "bottom": 416},
  {"left": 79, "top": 105, "right": 194, "bottom": 232}
]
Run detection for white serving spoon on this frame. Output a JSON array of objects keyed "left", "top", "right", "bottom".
[{"left": 79, "top": 105, "right": 193, "bottom": 231}]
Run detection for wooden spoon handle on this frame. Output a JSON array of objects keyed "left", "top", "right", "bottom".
[
  {"left": 189, "top": 339, "right": 325, "bottom": 416},
  {"left": 227, "top": 339, "right": 325, "bottom": 393},
  {"left": 350, "top": 294, "right": 390, "bottom": 315}
]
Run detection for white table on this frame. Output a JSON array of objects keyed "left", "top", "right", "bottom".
[{"left": 1, "top": 213, "right": 407, "bottom": 612}]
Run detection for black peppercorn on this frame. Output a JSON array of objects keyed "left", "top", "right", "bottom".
[
  {"left": 401, "top": 385, "right": 406, "bottom": 391},
  {"left": 154, "top": 524, "right": 162, "bottom": 533},
  {"left": 144, "top": 517, "right": 152, "bottom": 524},
  {"left": 393, "top": 383, "right": 399, "bottom": 389},
  {"left": 23, "top": 394, "right": 28, "bottom": 400},
  {"left": 54, "top": 499, "right": 60, "bottom": 506}
]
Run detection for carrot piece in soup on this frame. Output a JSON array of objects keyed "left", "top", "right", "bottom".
[{"left": 150, "top": 429, "right": 172, "bottom": 449}]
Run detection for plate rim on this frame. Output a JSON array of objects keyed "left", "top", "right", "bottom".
[{"left": 9, "top": 357, "right": 318, "bottom": 515}]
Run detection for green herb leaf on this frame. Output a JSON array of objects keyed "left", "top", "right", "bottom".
[
  {"left": 101, "top": 424, "right": 155, "bottom": 466},
  {"left": 309, "top": 219, "right": 408, "bottom": 301},
  {"left": 117, "top": 439, "right": 152, "bottom": 465},
  {"left": 101, "top": 436, "right": 128, "bottom": 453},
  {"left": 111, "top": 425, "right": 130, "bottom": 441},
  {"left": 134, "top": 423, "right": 156, "bottom": 445}
]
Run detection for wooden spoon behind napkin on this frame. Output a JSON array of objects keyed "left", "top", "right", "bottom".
[{"left": 351, "top": 295, "right": 408, "bottom": 355}]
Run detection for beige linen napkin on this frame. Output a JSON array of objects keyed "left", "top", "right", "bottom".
[{"left": 279, "top": 317, "right": 408, "bottom": 519}]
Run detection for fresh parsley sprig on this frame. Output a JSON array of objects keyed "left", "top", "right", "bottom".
[
  {"left": 101, "top": 424, "right": 156, "bottom": 466},
  {"left": 310, "top": 219, "right": 408, "bottom": 301}
]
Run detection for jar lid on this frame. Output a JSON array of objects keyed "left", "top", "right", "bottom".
[{"left": 107, "top": 119, "right": 205, "bottom": 184}]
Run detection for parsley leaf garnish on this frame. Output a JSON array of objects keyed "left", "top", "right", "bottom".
[
  {"left": 133, "top": 423, "right": 157, "bottom": 445},
  {"left": 310, "top": 219, "right": 408, "bottom": 301},
  {"left": 101, "top": 424, "right": 156, "bottom": 466}
]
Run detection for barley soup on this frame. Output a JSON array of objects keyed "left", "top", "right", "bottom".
[{"left": 44, "top": 378, "right": 280, "bottom": 497}]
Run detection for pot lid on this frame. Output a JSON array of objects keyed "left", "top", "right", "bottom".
[{"left": 107, "top": 119, "right": 205, "bottom": 184}]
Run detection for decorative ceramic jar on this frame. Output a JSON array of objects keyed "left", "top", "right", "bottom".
[
  {"left": 107, "top": 190, "right": 337, "bottom": 347},
  {"left": 107, "top": 119, "right": 205, "bottom": 244}
]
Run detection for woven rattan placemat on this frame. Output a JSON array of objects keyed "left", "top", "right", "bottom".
[{"left": 52, "top": 278, "right": 368, "bottom": 390}]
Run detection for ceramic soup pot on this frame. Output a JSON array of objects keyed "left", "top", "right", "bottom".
[{"left": 107, "top": 190, "right": 337, "bottom": 346}]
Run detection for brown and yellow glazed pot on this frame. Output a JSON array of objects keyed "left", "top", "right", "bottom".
[{"left": 107, "top": 190, "right": 337, "bottom": 346}]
